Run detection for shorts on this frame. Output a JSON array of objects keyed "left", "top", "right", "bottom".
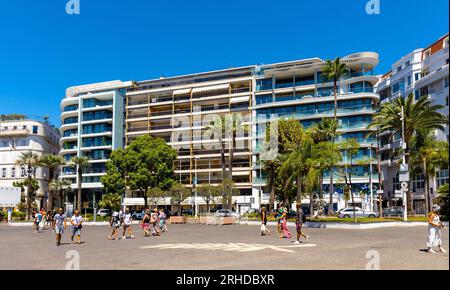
[
  {"left": 295, "top": 222, "right": 303, "bottom": 232},
  {"left": 55, "top": 226, "right": 64, "bottom": 235},
  {"left": 72, "top": 227, "right": 81, "bottom": 236},
  {"left": 111, "top": 222, "right": 121, "bottom": 228},
  {"left": 123, "top": 224, "right": 131, "bottom": 228},
  {"left": 140, "top": 223, "right": 150, "bottom": 231}
]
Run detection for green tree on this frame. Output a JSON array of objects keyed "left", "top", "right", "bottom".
[
  {"left": 337, "top": 138, "right": 360, "bottom": 222},
  {"left": 40, "top": 154, "right": 65, "bottom": 210},
  {"left": 410, "top": 132, "right": 449, "bottom": 213},
  {"left": 217, "top": 179, "right": 240, "bottom": 210},
  {"left": 147, "top": 187, "right": 165, "bottom": 208},
  {"left": 368, "top": 93, "right": 447, "bottom": 213},
  {"left": 321, "top": 58, "right": 348, "bottom": 120},
  {"left": 310, "top": 118, "right": 340, "bottom": 214},
  {"left": 70, "top": 156, "right": 89, "bottom": 211},
  {"left": 98, "top": 193, "right": 122, "bottom": 212},
  {"left": 197, "top": 184, "right": 221, "bottom": 213},
  {"left": 101, "top": 135, "right": 177, "bottom": 209},
  {"left": 205, "top": 115, "right": 228, "bottom": 180},
  {"left": 169, "top": 183, "right": 190, "bottom": 216},
  {"left": 15, "top": 151, "right": 41, "bottom": 220},
  {"left": 49, "top": 179, "right": 72, "bottom": 208}
]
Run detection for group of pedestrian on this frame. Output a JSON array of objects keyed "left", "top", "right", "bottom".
[
  {"left": 260, "top": 202, "right": 310, "bottom": 244},
  {"left": 140, "top": 208, "right": 168, "bottom": 237},
  {"left": 51, "top": 208, "right": 83, "bottom": 246},
  {"left": 107, "top": 208, "right": 135, "bottom": 240},
  {"left": 107, "top": 207, "right": 168, "bottom": 240}
]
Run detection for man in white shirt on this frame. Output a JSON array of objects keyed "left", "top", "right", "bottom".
[
  {"left": 70, "top": 210, "right": 83, "bottom": 244},
  {"left": 122, "top": 208, "right": 135, "bottom": 239}
]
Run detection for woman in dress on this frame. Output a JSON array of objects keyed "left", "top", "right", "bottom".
[{"left": 427, "top": 204, "right": 446, "bottom": 253}]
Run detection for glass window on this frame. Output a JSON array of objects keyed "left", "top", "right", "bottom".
[
  {"left": 256, "top": 79, "right": 272, "bottom": 91},
  {"left": 407, "top": 76, "right": 412, "bottom": 86},
  {"left": 32, "top": 126, "right": 38, "bottom": 134},
  {"left": 21, "top": 167, "right": 26, "bottom": 177},
  {"left": 0, "top": 140, "right": 9, "bottom": 148},
  {"left": 1, "top": 168, "right": 6, "bottom": 178},
  {"left": 11, "top": 168, "right": 15, "bottom": 178}
]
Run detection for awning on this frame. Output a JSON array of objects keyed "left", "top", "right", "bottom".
[
  {"left": 191, "top": 84, "right": 230, "bottom": 94},
  {"left": 173, "top": 88, "right": 192, "bottom": 95},
  {"left": 230, "top": 96, "right": 249, "bottom": 103},
  {"left": 122, "top": 198, "right": 145, "bottom": 206}
]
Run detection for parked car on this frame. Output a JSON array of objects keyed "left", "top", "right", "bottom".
[
  {"left": 383, "top": 206, "right": 404, "bottom": 217},
  {"left": 214, "top": 209, "right": 240, "bottom": 219},
  {"left": 96, "top": 209, "right": 111, "bottom": 217},
  {"left": 131, "top": 210, "right": 145, "bottom": 220},
  {"left": 338, "top": 207, "right": 378, "bottom": 218}
]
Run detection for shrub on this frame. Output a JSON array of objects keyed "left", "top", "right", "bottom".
[{"left": 12, "top": 211, "right": 26, "bottom": 220}]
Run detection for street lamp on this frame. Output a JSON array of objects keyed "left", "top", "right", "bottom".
[
  {"left": 193, "top": 155, "right": 200, "bottom": 218},
  {"left": 398, "top": 106, "right": 408, "bottom": 221}
]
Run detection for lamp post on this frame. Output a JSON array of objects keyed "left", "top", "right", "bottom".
[
  {"left": 193, "top": 155, "right": 200, "bottom": 218},
  {"left": 369, "top": 143, "right": 374, "bottom": 212},
  {"left": 399, "top": 106, "right": 408, "bottom": 221}
]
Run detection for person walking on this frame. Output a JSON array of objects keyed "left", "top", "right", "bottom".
[
  {"left": 427, "top": 205, "right": 447, "bottom": 253},
  {"left": 34, "top": 210, "right": 43, "bottom": 233},
  {"left": 45, "top": 210, "right": 53, "bottom": 228},
  {"left": 159, "top": 209, "right": 168, "bottom": 233},
  {"left": 293, "top": 204, "right": 309, "bottom": 244},
  {"left": 276, "top": 202, "right": 284, "bottom": 234},
  {"left": 140, "top": 209, "right": 151, "bottom": 237},
  {"left": 108, "top": 210, "right": 121, "bottom": 240},
  {"left": 122, "top": 208, "right": 135, "bottom": 239},
  {"left": 70, "top": 210, "right": 83, "bottom": 244},
  {"left": 279, "top": 206, "right": 292, "bottom": 239},
  {"left": 150, "top": 208, "right": 160, "bottom": 236},
  {"left": 52, "top": 208, "right": 66, "bottom": 246},
  {"left": 260, "top": 207, "right": 271, "bottom": 236}
]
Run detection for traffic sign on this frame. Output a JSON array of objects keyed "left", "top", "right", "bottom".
[
  {"left": 399, "top": 164, "right": 408, "bottom": 172},
  {"left": 401, "top": 182, "right": 408, "bottom": 189},
  {"left": 399, "top": 172, "right": 410, "bottom": 182},
  {"left": 376, "top": 190, "right": 384, "bottom": 194}
]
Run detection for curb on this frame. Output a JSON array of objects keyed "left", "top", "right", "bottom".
[
  {"left": 237, "top": 220, "right": 435, "bottom": 229},
  {"left": 7, "top": 221, "right": 141, "bottom": 227}
]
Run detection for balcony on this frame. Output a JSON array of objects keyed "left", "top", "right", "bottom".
[{"left": 0, "top": 128, "right": 30, "bottom": 137}]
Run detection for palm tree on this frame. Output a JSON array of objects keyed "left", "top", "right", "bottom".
[
  {"left": 411, "top": 132, "right": 449, "bottom": 213},
  {"left": 206, "top": 115, "right": 227, "bottom": 180},
  {"left": 368, "top": 93, "right": 447, "bottom": 213},
  {"left": 98, "top": 193, "right": 122, "bottom": 212},
  {"left": 70, "top": 156, "right": 89, "bottom": 211},
  {"left": 224, "top": 113, "right": 247, "bottom": 181},
  {"left": 320, "top": 60, "right": 346, "bottom": 215},
  {"left": 15, "top": 151, "right": 42, "bottom": 220},
  {"left": 321, "top": 58, "right": 348, "bottom": 121},
  {"left": 40, "top": 154, "right": 65, "bottom": 210},
  {"left": 310, "top": 118, "right": 340, "bottom": 215},
  {"left": 197, "top": 184, "right": 220, "bottom": 213},
  {"left": 49, "top": 179, "right": 72, "bottom": 208}
]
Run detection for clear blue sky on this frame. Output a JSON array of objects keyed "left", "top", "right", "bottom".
[{"left": 0, "top": 0, "right": 448, "bottom": 126}]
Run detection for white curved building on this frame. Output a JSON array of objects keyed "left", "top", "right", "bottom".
[{"left": 0, "top": 117, "right": 60, "bottom": 208}]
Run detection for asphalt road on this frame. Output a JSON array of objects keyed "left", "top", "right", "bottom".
[{"left": 0, "top": 223, "right": 448, "bottom": 270}]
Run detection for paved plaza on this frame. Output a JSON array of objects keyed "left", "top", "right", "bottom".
[{"left": 0, "top": 223, "right": 448, "bottom": 270}]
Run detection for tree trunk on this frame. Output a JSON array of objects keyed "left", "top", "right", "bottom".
[
  {"left": 228, "top": 132, "right": 234, "bottom": 181},
  {"left": 46, "top": 169, "right": 54, "bottom": 211},
  {"left": 333, "top": 79, "right": 338, "bottom": 121},
  {"left": 220, "top": 136, "right": 226, "bottom": 181},
  {"left": 296, "top": 175, "right": 302, "bottom": 204},
  {"left": 351, "top": 190, "right": 356, "bottom": 223},
  {"left": 77, "top": 168, "right": 82, "bottom": 211},
  {"left": 26, "top": 177, "right": 32, "bottom": 221},
  {"left": 329, "top": 167, "right": 334, "bottom": 215},
  {"left": 423, "top": 159, "right": 430, "bottom": 214}
]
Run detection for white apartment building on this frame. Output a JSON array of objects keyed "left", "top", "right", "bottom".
[
  {"left": 59, "top": 80, "right": 132, "bottom": 207},
  {"left": 376, "top": 33, "right": 449, "bottom": 211},
  {"left": 0, "top": 117, "right": 60, "bottom": 208}
]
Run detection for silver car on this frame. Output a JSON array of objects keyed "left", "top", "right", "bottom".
[{"left": 338, "top": 207, "right": 378, "bottom": 218}]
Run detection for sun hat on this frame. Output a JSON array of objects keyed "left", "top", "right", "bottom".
[{"left": 432, "top": 204, "right": 441, "bottom": 212}]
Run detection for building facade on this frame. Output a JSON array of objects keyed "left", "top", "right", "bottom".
[
  {"left": 253, "top": 52, "right": 380, "bottom": 211},
  {"left": 376, "top": 33, "right": 449, "bottom": 211},
  {"left": 59, "top": 81, "right": 132, "bottom": 207},
  {"left": 59, "top": 52, "right": 382, "bottom": 212},
  {"left": 0, "top": 118, "right": 60, "bottom": 208}
]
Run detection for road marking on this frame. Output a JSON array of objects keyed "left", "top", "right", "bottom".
[{"left": 140, "top": 243, "right": 316, "bottom": 253}]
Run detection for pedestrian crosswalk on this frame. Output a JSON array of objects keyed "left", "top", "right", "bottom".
[{"left": 141, "top": 242, "right": 316, "bottom": 253}]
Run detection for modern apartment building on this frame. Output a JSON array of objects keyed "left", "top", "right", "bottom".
[
  {"left": 59, "top": 52, "right": 382, "bottom": 212},
  {"left": 59, "top": 81, "right": 132, "bottom": 206},
  {"left": 253, "top": 52, "right": 380, "bottom": 210},
  {"left": 0, "top": 117, "right": 60, "bottom": 208},
  {"left": 376, "top": 33, "right": 449, "bottom": 211}
]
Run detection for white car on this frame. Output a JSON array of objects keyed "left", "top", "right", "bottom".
[
  {"left": 214, "top": 209, "right": 240, "bottom": 219},
  {"left": 338, "top": 207, "right": 378, "bottom": 218},
  {"left": 96, "top": 209, "right": 111, "bottom": 217}
]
